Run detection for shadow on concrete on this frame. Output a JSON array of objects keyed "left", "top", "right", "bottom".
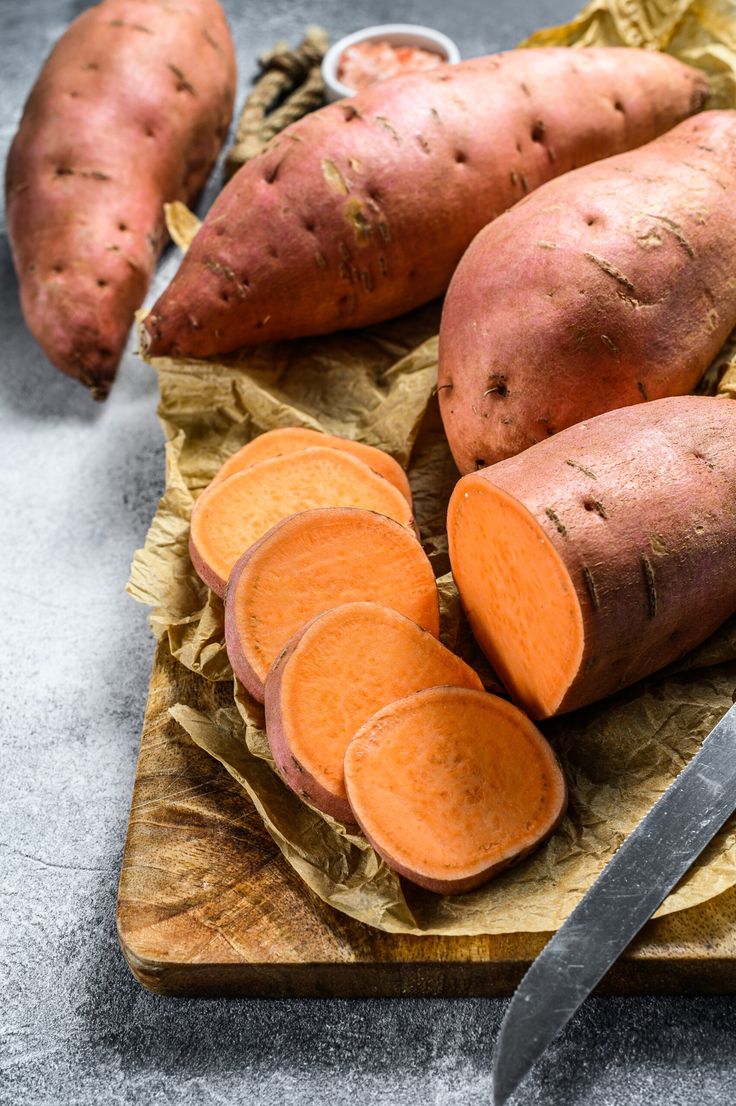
[{"left": 64, "top": 875, "right": 736, "bottom": 1106}]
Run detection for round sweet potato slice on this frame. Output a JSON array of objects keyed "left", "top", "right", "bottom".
[
  {"left": 225, "top": 508, "right": 440, "bottom": 702},
  {"left": 265, "top": 601, "right": 482, "bottom": 822},
  {"left": 190, "top": 446, "right": 415, "bottom": 596},
  {"left": 344, "top": 687, "right": 567, "bottom": 894},
  {"left": 211, "top": 427, "right": 412, "bottom": 504}
]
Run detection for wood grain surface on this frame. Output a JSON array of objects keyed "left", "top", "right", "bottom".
[{"left": 117, "top": 642, "right": 736, "bottom": 996}]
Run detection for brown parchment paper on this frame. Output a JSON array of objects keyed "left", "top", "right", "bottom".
[{"left": 128, "top": 0, "right": 736, "bottom": 935}]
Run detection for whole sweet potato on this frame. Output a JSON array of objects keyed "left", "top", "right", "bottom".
[
  {"left": 439, "top": 111, "right": 736, "bottom": 473},
  {"left": 143, "top": 48, "right": 708, "bottom": 359},
  {"left": 5, "top": 0, "right": 236, "bottom": 397},
  {"left": 447, "top": 396, "right": 736, "bottom": 720}
]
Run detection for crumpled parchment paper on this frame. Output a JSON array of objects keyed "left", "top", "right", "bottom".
[{"left": 128, "top": 0, "right": 736, "bottom": 935}]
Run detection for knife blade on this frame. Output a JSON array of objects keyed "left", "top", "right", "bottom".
[{"left": 492, "top": 700, "right": 736, "bottom": 1106}]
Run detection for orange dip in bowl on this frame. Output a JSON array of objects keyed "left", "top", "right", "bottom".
[{"left": 337, "top": 41, "right": 446, "bottom": 91}]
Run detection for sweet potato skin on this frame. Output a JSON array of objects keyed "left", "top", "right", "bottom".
[
  {"left": 224, "top": 527, "right": 281, "bottom": 702},
  {"left": 5, "top": 0, "right": 236, "bottom": 397},
  {"left": 266, "top": 617, "right": 361, "bottom": 823},
  {"left": 439, "top": 111, "right": 736, "bottom": 473},
  {"left": 448, "top": 396, "right": 736, "bottom": 717},
  {"left": 143, "top": 47, "right": 708, "bottom": 358}
]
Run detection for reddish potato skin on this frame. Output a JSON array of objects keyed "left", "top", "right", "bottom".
[
  {"left": 355, "top": 816, "right": 563, "bottom": 895},
  {"left": 265, "top": 629, "right": 358, "bottom": 825},
  {"left": 440, "top": 111, "right": 736, "bottom": 474},
  {"left": 353, "top": 826, "right": 556, "bottom": 896},
  {"left": 189, "top": 528, "right": 227, "bottom": 599},
  {"left": 449, "top": 397, "right": 736, "bottom": 716},
  {"left": 143, "top": 48, "right": 708, "bottom": 358},
  {"left": 223, "top": 528, "right": 277, "bottom": 704},
  {"left": 5, "top": 0, "right": 236, "bottom": 397}
]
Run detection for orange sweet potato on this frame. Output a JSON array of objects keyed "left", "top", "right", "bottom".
[
  {"left": 344, "top": 687, "right": 567, "bottom": 893},
  {"left": 447, "top": 396, "right": 736, "bottom": 720},
  {"left": 265, "top": 601, "right": 482, "bottom": 822},
  {"left": 225, "top": 508, "right": 439, "bottom": 702},
  {"left": 190, "top": 446, "right": 415, "bottom": 596},
  {"left": 5, "top": 0, "right": 236, "bottom": 397},
  {"left": 142, "top": 48, "right": 708, "bottom": 358},
  {"left": 212, "top": 427, "right": 412, "bottom": 503},
  {"left": 439, "top": 111, "right": 736, "bottom": 473}
]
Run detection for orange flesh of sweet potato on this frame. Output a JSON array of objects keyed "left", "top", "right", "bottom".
[
  {"left": 449, "top": 482, "right": 584, "bottom": 719},
  {"left": 189, "top": 446, "right": 414, "bottom": 596},
  {"left": 224, "top": 508, "right": 440, "bottom": 702},
  {"left": 264, "top": 601, "right": 483, "bottom": 822},
  {"left": 439, "top": 111, "right": 736, "bottom": 473},
  {"left": 5, "top": 0, "right": 236, "bottom": 397},
  {"left": 212, "top": 427, "right": 412, "bottom": 503},
  {"left": 447, "top": 396, "right": 736, "bottom": 719},
  {"left": 142, "top": 47, "right": 708, "bottom": 358},
  {"left": 344, "top": 686, "right": 567, "bottom": 894}
]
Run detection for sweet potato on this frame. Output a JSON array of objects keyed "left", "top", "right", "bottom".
[
  {"left": 447, "top": 396, "right": 736, "bottom": 720},
  {"left": 344, "top": 687, "right": 567, "bottom": 893},
  {"left": 265, "top": 602, "right": 482, "bottom": 822},
  {"left": 439, "top": 111, "right": 736, "bottom": 473},
  {"left": 142, "top": 48, "right": 708, "bottom": 358},
  {"left": 190, "top": 446, "right": 414, "bottom": 596},
  {"left": 225, "top": 508, "right": 439, "bottom": 702},
  {"left": 5, "top": 0, "right": 236, "bottom": 398},
  {"left": 212, "top": 427, "right": 412, "bottom": 503}
]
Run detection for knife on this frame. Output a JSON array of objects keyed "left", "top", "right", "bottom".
[{"left": 493, "top": 700, "right": 736, "bottom": 1106}]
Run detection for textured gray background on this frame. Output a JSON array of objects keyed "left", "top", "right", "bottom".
[{"left": 2, "top": 1, "right": 735, "bottom": 1103}]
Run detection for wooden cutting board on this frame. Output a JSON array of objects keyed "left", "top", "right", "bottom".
[{"left": 116, "top": 641, "right": 736, "bottom": 996}]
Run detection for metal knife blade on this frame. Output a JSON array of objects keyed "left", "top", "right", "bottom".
[{"left": 492, "top": 700, "right": 736, "bottom": 1106}]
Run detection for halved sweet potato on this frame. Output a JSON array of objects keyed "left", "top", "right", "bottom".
[
  {"left": 212, "top": 427, "right": 412, "bottom": 504},
  {"left": 447, "top": 395, "right": 736, "bottom": 719},
  {"left": 344, "top": 686, "right": 567, "bottom": 894},
  {"left": 265, "top": 601, "right": 482, "bottom": 822},
  {"left": 225, "top": 508, "right": 439, "bottom": 702},
  {"left": 190, "top": 446, "right": 414, "bottom": 595}
]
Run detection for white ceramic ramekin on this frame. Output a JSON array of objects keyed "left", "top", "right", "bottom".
[{"left": 321, "top": 24, "right": 461, "bottom": 101}]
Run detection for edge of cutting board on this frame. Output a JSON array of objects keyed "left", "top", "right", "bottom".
[{"left": 117, "top": 642, "right": 736, "bottom": 997}]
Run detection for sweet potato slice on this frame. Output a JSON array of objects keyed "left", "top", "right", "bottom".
[
  {"left": 190, "top": 446, "right": 414, "bottom": 596},
  {"left": 344, "top": 687, "right": 567, "bottom": 894},
  {"left": 447, "top": 395, "right": 736, "bottom": 719},
  {"left": 225, "top": 509, "right": 439, "bottom": 702},
  {"left": 265, "top": 602, "right": 482, "bottom": 822},
  {"left": 212, "top": 427, "right": 412, "bottom": 504}
]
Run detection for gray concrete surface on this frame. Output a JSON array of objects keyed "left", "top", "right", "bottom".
[{"left": 2, "top": 1, "right": 736, "bottom": 1103}]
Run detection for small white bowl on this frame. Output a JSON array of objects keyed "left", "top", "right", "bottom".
[{"left": 322, "top": 24, "right": 461, "bottom": 101}]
